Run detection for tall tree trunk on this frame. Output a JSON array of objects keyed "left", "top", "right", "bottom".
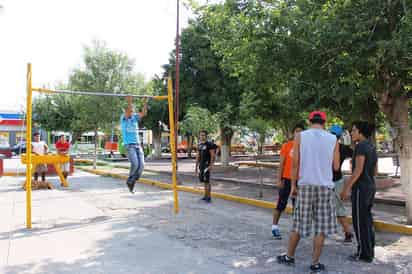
[
  {"left": 377, "top": 76, "right": 412, "bottom": 223},
  {"left": 152, "top": 129, "right": 162, "bottom": 160},
  {"left": 398, "top": 126, "right": 412, "bottom": 224},
  {"left": 220, "top": 126, "right": 233, "bottom": 166},
  {"left": 361, "top": 97, "right": 378, "bottom": 146},
  {"left": 93, "top": 128, "right": 98, "bottom": 170},
  {"left": 258, "top": 133, "right": 265, "bottom": 155},
  {"left": 187, "top": 135, "right": 194, "bottom": 158}
]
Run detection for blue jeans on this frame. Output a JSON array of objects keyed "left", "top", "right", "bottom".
[{"left": 126, "top": 144, "right": 144, "bottom": 184}]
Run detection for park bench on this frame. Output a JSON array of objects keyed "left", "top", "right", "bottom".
[
  {"left": 263, "top": 144, "right": 281, "bottom": 154},
  {"left": 231, "top": 144, "right": 246, "bottom": 155}
]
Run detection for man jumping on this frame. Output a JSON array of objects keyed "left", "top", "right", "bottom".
[{"left": 121, "top": 96, "right": 148, "bottom": 193}]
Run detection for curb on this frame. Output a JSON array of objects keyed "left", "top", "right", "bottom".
[
  {"left": 77, "top": 166, "right": 412, "bottom": 236},
  {"left": 374, "top": 197, "right": 406, "bottom": 207}
]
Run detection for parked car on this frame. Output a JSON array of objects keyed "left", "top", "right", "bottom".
[
  {"left": 0, "top": 147, "right": 13, "bottom": 158},
  {"left": 11, "top": 142, "right": 26, "bottom": 155},
  {"left": 161, "top": 145, "right": 171, "bottom": 153}
]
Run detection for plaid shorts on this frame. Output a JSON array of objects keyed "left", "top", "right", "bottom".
[{"left": 292, "top": 185, "right": 338, "bottom": 238}]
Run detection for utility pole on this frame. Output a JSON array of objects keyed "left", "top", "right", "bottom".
[{"left": 175, "top": 0, "right": 180, "bottom": 169}]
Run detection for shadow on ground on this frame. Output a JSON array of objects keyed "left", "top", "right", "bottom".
[{"left": 2, "top": 173, "right": 411, "bottom": 274}]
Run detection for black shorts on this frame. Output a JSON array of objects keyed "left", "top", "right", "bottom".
[
  {"left": 199, "top": 167, "right": 210, "bottom": 184},
  {"left": 276, "top": 178, "right": 296, "bottom": 212}
]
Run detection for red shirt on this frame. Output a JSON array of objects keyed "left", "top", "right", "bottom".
[{"left": 55, "top": 140, "right": 70, "bottom": 152}]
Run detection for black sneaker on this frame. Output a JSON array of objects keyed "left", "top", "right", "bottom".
[
  {"left": 348, "top": 254, "right": 373, "bottom": 263},
  {"left": 126, "top": 182, "right": 135, "bottom": 193},
  {"left": 277, "top": 254, "right": 295, "bottom": 266},
  {"left": 344, "top": 232, "right": 353, "bottom": 243},
  {"left": 310, "top": 263, "right": 325, "bottom": 272},
  {"left": 205, "top": 197, "right": 212, "bottom": 203},
  {"left": 201, "top": 196, "right": 207, "bottom": 201}
]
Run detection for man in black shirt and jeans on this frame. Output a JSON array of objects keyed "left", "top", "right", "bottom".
[
  {"left": 341, "top": 121, "right": 377, "bottom": 263},
  {"left": 195, "top": 130, "right": 217, "bottom": 203}
]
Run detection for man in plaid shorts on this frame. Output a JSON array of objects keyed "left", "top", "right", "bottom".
[{"left": 277, "top": 111, "right": 340, "bottom": 273}]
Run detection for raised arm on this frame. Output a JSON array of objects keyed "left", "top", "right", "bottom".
[
  {"left": 125, "top": 96, "right": 134, "bottom": 117},
  {"left": 138, "top": 98, "right": 149, "bottom": 118}
]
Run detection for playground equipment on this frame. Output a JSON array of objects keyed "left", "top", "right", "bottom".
[
  {"left": 24, "top": 63, "right": 179, "bottom": 229},
  {"left": 21, "top": 154, "right": 70, "bottom": 187}
]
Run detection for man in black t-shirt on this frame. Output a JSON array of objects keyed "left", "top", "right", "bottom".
[
  {"left": 341, "top": 121, "right": 378, "bottom": 263},
  {"left": 195, "top": 130, "right": 217, "bottom": 203}
]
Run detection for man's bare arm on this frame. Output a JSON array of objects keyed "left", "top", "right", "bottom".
[
  {"left": 278, "top": 155, "right": 286, "bottom": 182},
  {"left": 209, "top": 149, "right": 216, "bottom": 170},
  {"left": 125, "top": 96, "right": 134, "bottom": 116},
  {"left": 341, "top": 155, "right": 365, "bottom": 200},
  {"left": 291, "top": 133, "right": 301, "bottom": 191},
  {"left": 333, "top": 141, "right": 340, "bottom": 171},
  {"left": 138, "top": 98, "right": 149, "bottom": 118}
]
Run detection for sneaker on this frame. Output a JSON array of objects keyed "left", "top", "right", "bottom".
[
  {"left": 126, "top": 182, "right": 135, "bottom": 193},
  {"left": 201, "top": 196, "right": 207, "bottom": 201},
  {"left": 205, "top": 197, "right": 212, "bottom": 203},
  {"left": 272, "top": 228, "right": 282, "bottom": 239},
  {"left": 310, "top": 263, "right": 325, "bottom": 272},
  {"left": 348, "top": 254, "right": 373, "bottom": 263},
  {"left": 344, "top": 232, "right": 353, "bottom": 243},
  {"left": 277, "top": 254, "right": 295, "bottom": 266}
]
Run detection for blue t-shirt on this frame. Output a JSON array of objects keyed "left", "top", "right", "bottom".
[{"left": 120, "top": 113, "right": 140, "bottom": 145}]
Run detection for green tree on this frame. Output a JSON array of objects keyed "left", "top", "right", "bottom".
[
  {"left": 166, "top": 17, "right": 243, "bottom": 165},
  {"left": 279, "top": 0, "right": 412, "bottom": 222},
  {"left": 33, "top": 94, "right": 75, "bottom": 133},
  {"left": 194, "top": 0, "right": 412, "bottom": 222},
  {"left": 180, "top": 106, "right": 219, "bottom": 157},
  {"left": 66, "top": 40, "right": 145, "bottom": 168},
  {"left": 140, "top": 76, "right": 170, "bottom": 159}
]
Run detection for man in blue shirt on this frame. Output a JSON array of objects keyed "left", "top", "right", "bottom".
[{"left": 121, "top": 96, "right": 148, "bottom": 193}]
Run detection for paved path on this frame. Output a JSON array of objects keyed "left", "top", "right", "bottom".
[
  {"left": 91, "top": 165, "right": 407, "bottom": 226},
  {"left": 1, "top": 171, "right": 411, "bottom": 274}
]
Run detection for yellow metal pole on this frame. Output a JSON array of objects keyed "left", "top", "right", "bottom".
[
  {"left": 167, "top": 76, "right": 179, "bottom": 214},
  {"left": 26, "top": 63, "right": 33, "bottom": 229}
]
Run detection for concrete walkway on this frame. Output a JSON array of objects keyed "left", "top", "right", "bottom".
[{"left": 1, "top": 171, "right": 411, "bottom": 273}]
